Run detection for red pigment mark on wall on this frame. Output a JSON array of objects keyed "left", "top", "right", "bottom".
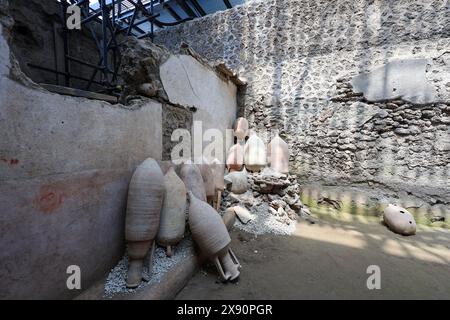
[
  {"left": 36, "top": 186, "right": 65, "bottom": 214},
  {"left": 1, "top": 158, "right": 19, "bottom": 166},
  {"left": 34, "top": 170, "right": 125, "bottom": 214}
]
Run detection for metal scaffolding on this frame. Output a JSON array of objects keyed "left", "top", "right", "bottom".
[{"left": 29, "top": 0, "right": 235, "bottom": 95}]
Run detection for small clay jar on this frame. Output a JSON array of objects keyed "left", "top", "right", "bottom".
[
  {"left": 180, "top": 162, "right": 207, "bottom": 202},
  {"left": 226, "top": 144, "right": 244, "bottom": 172},
  {"left": 156, "top": 167, "right": 186, "bottom": 257},
  {"left": 224, "top": 169, "right": 248, "bottom": 194},
  {"left": 244, "top": 132, "right": 266, "bottom": 172},
  {"left": 234, "top": 117, "right": 249, "bottom": 140},
  {"left": 267, "top": 134, "right": 289, "bottom": 174},
  {"left": 125, "top": 158, "right": 164, "bottom": 288},
  {"left": 383, "top": 204, "right": 416, "bottom": 236},
  {"left": 188, "top": 192, "right": 241, "bottom": 281}
]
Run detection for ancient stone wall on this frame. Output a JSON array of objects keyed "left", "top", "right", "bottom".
[
  {"left": 162, "top": 103, "right": 193, "bottom": 160},
  {"left": 155, "top": 0, "right": 450, "bottom": 221}
]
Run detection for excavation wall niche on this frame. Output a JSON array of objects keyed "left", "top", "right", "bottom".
[
  {"left": 6, "top": 0, "right": 112, "bottom": 92},
  {"left": 0, "top": 21, "right": 163, "bottom": 298},
  {"left": 156, "top": 0, "right": 450, "bottom": 223}
]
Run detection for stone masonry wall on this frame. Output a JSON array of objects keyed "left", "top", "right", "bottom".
[{"left": 155, "top": 0, "right": 450, "bottom": 220}]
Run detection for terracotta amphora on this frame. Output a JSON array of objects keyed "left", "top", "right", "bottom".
[
  {"left": 125, "top": 158, "right": 164, "bottom": 288},
  {"left": 222, "top": 207, "right": 236, "bottom": 231},
  {"left": 244, "top": 132, "right": 266, "bottom": 172},
  {"left": 224, "top": 169, "right": 248, "bottom": 194},
  {"left": 188, "top": 192, "right": 241, "bottom": 281},
  {"left": 196, "top": 157, "right": 216, "bottom": 205},
  {"left": 234, "top": 117, "right": 249, "bottom": 140},
  {"left": 156, "top": 167, "right": 187, "bottom": 256},
  {"left": 226, "top": 144, "right": 244, "bottom": 172},
  {"left": 210, "top": 157, "right": 226, "bottom": 210},
  {"left": 209, "top": 157, "right": 225, "bottom": 192},
  {"left": 180, "top": 162, "right": 207, "bottom": 202},
  {"left": 383, "top": 204, "right": 416, "bottom": 236},
  {"left": 267, "top": 134, "right": 289, "bottom": 174}
]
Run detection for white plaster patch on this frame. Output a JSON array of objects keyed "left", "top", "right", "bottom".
[
  {"left": 160, "top": 55, "right": 237, "bottom": 134},
  {"left": 351, "top": 58, "right": 438, "bottom": 104}
]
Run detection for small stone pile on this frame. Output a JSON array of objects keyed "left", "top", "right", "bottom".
[
  {"left": 104, "top": 239, "right": 192, "bottom": 297},
  {"left": 221, "top": 168, "right": 312, "bottom": 235}
]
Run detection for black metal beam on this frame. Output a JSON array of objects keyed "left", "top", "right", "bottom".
[
  {"left": 188, "top": 0, "right": 206, "bottom": 16},
  {"left": 176, "top": 0, "right": 197, "bottom": 18},
  {"left": 27, "top": 63, "right": 104, "bottom": 86},
  {"left": 223, "top": 0, "right": 232, "bottom": 9},
  {"left": 161, "top": 0, "right": 182, "bottom": 21}
]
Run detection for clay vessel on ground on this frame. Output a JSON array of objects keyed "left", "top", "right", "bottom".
[
  {"left": 180, "top": 162, "right": 207, "bottom": 202},
  {"left": 226, "top": 144, "right": 244, "bottom": 172},
  {"left": 234, "top": 117, "right": 249, "bottom": 140},
  {"left": 156, "top": 167, "right": 186, "bottom": 256},
  {"left": 125, "top": 158, "right": 164, "bottom": 288},
  {"left": 188, "top": 192, "right": 241, "bottom": 281},
  {"left": 210, "top": 157, "right": 225, "bottom": 192},
  {"left": 196, "top": 157, "right": 216, "bottom": 204},
  {"left": 244, "top": 132, "right": 266, "bottom": 172},
  {"left": 267, "top": 134, "right": 289, "bottom": 174},
  {"left": 222, "top": 207, "right": 236, "bottom": 231},
  {"left": 209, "top": 157, "right": 226, "bottom": 210},
  {"left": 383, "top": 204, "right": 417, "bottom": 236},
  {"left": 224, "top": 169, "right": 248, "bottom": 194}
]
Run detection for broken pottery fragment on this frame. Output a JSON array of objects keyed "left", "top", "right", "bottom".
[
  {"left": 156, "top": 167, "right": 186, "bottom": 257},
  {"left": 137, "top": 83, "right": 157, "bottom": 97},
  {"left": 267, "top": 134, "right": 289, "bottom": 174},
  {"left": 233, "top": 206, "right": 255, "bottom": 224},
  {"left": 125, "top": 158, "right": 164, "bottom": 288},
  {"left": 180, "top": 162, "right": 207, "bottom": 202},
  {"left": 188, "top": 192, "right": 241, "bottom": 282},
  {"left": 226, "top": 143, "right": 244, "bottom": 172},
  {"left": 224, "top": 169, "right": 248, "bottom": 194},
  {"left": 234, "top": 117, "right": 249, "bottom": 140},
  {"left": 222, "top": 207, "right": 236, "bottom": 231},
  {"left": 244, "top": 132, "right": 267, "bottom": 172},
  {"left": 383, "top": 204, "right": 416, "bottom": 236}
]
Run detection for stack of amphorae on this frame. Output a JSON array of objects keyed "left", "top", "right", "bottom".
[
  {"left": 124, "top": 117, "right": 290, "bottom": 287},
  {"left": 225, "top": 117, "right": 290, "bottom": 194},
  {"left": 124, "top": 156, "right": 240, "bottom": 288}
]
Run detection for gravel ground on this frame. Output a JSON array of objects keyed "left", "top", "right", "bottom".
[
  {"left": 233, "top": 202, "right": 297, "bottom": 235},
  {"left": 104, "top": 239, "right": 192, "bottom": 297}
]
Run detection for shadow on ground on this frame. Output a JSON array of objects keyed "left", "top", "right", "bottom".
[{"left": 176, "top": 214, "right": 450, "bottom": 299}]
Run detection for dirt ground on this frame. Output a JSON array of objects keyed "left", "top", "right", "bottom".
[{"left": 176, "top": 213, "right": 450, "bottom": 299}]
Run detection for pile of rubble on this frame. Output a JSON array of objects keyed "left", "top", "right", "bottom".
[
  {"left": 104, "top": 239, "right": 192, "bottom": 297},
  {"left": 220, "top": 168, "right": 313, "bottom": 235}
]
